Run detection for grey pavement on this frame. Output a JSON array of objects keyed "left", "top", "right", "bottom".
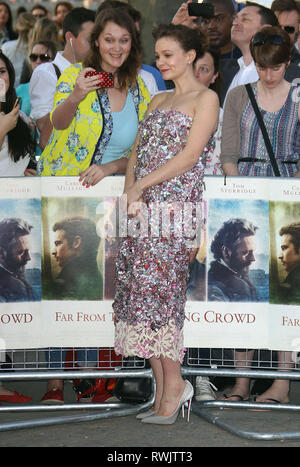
[{"left": 0, "top": 380, "right": 300, "bottom": 448}]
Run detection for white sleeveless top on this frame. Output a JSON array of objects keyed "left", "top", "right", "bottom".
[{"left": 0, "top": 135, "right": 30, "bottom": 176}]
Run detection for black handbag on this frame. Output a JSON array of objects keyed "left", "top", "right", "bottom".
[
  {"left": 113, "top": 357, "right": 152, "bottom": 403},
  {"left": 244, "top": 83, "right": 281, "bottom": 177}
]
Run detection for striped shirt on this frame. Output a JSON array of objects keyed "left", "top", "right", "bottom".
[{"left": 239, "top": 82, "right": 300, "bottom": 177}]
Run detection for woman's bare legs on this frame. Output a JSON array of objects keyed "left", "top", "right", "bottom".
[
  {"left": 220, "top": 350, "right": 255, "bottom": 401},
  {"left": 149, "top": 356, "right": 164, "bottom": 412},
  {"left": 255, "top": 351, "right": 293, "bottom": 403},
  {"left": 149, "top": 356, "right": 187, "bottom": 416},
  {"left": 221, "top": 350, "right": 293, "bottom": 403},
  {"left": 153, "top": 356, "right": 186, "bottom": 417}
]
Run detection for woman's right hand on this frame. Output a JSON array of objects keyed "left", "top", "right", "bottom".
[
  {"left": 71, "top": 67, "right": 103, "bottom": 104},
  {"left": 0, "top": 107, "right": 19, "bottom": 135}
]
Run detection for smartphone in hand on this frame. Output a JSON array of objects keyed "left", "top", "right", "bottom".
[
  {"left": 13, "top": 96, "right": 21, "bottom": 108},
  {"left": 188, "top": 3, "right": 214, "bottom": 18},
  {"left": 85, "top": 70, "right": 114, "bottom": 88}
]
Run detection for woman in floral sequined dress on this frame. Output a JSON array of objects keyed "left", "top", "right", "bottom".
[{"left": 113, "top": 24, "right": 219, "bottom": 424}]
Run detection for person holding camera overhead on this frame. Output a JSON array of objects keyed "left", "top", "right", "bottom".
[{"left": 37, "top": 8, "right": 151, "bottom": 183}]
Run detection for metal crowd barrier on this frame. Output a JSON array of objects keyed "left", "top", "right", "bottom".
[
  {"left": 0, "top": 348, "right": 154, "bottom": 432},
  {"left": 1, "top": 347, "right": 300, "bottom": 441},
  {"left": 183, "top": 348, "right": 300, "bottom": 441}
]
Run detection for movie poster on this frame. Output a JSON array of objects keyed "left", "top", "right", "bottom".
[
  {"left": 268, "top": 179, "right": 300, "bottom": 351},
  {"left": 41, "top": 197, "right": 104, "bottom": 301},
  {"left": 0, "top": 176, "right": 299, "bottom": 351},
  {"left": 39, "top": 177, "right": 124, "bottom": 347},
  {"left": 207, "top": 198, "right": 269, "bottom": 303},
  {"left": 0, "top": 178, "right": 41, "bottom": 350},
  {"left": 184, "top": 176, "right": 270, "bottom": 349}
]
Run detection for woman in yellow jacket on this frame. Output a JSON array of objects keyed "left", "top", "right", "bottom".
[
  {"left": 38, "top": 8, "right": 151, "bottom": 405},
  {"left": 37, "top": 8, "right": 150, "bottom": 184}
]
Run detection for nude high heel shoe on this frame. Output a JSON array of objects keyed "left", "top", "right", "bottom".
[
  {"left": 136, "top": 409, "right": 156, "bottom": 420},
  {"left": 141, "top": 380, "right": 194, "bottom": 425}
]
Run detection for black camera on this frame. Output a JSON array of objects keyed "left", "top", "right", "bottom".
[{"left": 188, "top": 2, "right": 214, "bottom": 18}]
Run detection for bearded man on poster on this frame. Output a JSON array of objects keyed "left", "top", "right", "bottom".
[
  {"left": 0, "top": 218, "right": 36, "bottom": 302},
  {"left": 208, "top": 218, "right": 258, "bottom": 302}
]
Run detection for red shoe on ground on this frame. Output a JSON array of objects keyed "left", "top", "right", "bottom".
[
  {"left": 41, "top": 388, "right": 64, "bottom": 404},
  {"left": 0, "top": 391, "right": 32, "bottom": 403}
]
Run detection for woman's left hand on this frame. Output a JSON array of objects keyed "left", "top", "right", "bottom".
[
  {"left": 125, "top": 181, "right": 143, "bottom": 216},
  {"left": 125, "top": 181, "right": 143, "bottom": 205},
  {"left": 79, "top": 164, "right": 108, "bottom": 187}
]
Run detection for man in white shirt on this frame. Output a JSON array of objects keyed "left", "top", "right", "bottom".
[
  {"left": 221, "top": 2, "right": 300, "bottom": 106},
  {"left": 222, "top": 2, "right": 279, "bottom": 104},
  {"left": 30, "top": 7, "right": 95, "bottom": 149}
]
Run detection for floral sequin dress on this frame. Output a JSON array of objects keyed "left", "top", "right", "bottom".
[{"left": 113, "top": 109, "right": 211, "bottom": 363}]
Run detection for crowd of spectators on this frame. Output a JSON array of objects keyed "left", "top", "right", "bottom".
[{"left": 0, "top": 0, "right": 299, "bottom": 407}]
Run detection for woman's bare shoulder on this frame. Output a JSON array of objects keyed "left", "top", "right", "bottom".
[
  {"left": 196, "top": 86, "right": 219, "bottom": 106},
  {"left": 192, "top": 87, "right": 219, "bottom": 119}
]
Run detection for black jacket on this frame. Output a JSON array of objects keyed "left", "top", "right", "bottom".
[
  {"left": 53, "top": 256, "right": 103, "bottom": 301},
  {"left": 0, "top": 264, "right": 35, "bottom": 302},
  {"left": 280, "top": 264, "right": 300, "bottom": 304},
  {"left": 208, "top": 260, "right": 258, "bottom": 302}
]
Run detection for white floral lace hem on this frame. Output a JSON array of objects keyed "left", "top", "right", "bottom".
[{"left": 114, "top": 319, "right": 186, "bottom": 363}]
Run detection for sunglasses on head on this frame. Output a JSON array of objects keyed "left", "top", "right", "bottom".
[
  {"left": 251, "top": 33, "right": 284, "bottom": 47},
  {"left": 29, "top": 53, "right": 52, "bottom": 62}
]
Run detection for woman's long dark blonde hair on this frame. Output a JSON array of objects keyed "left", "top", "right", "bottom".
[{"left": 83, "top": 8, "right": 142, "bottom": 90}]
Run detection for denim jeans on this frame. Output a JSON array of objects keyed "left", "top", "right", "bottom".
[{"left": 45, "top": 348, "right": 98, "bottom": 369}]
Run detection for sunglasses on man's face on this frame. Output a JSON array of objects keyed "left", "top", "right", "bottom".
[
  {"left": 29, "top": 53, "right": 52, "bottom": 62},
  {"left": 283, "top": 25, "right": 296, "bottom": 34},
  {"left": 251, "top": 33, "right": 284, "bottom": 47}
]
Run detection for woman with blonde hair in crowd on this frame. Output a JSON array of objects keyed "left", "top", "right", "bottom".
[
  {"left": 2, "top": 12, "right": 37, "bottom": 87},
  {"left": 28, "top": 17, "right": 61, "bottom": 54},
  {"left": 20, "top": 17, "right": 61, "bottom": 92}
]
